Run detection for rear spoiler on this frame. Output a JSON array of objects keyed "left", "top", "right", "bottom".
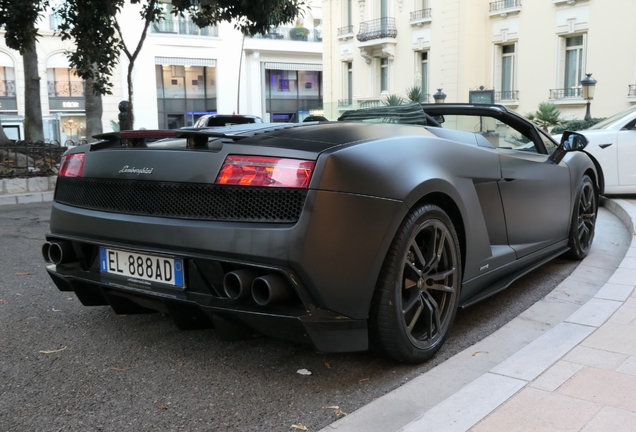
[{"left": 90, "top": 123, "right": 306, "bottom": 150}]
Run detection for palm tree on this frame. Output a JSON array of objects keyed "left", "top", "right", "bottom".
[{"left": 526, "top": 102, "right": 562, "bottom": 132}]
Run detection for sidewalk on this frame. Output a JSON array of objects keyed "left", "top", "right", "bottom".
[{"left": 322, "top": 198, "right": 636, "bottom": 432}]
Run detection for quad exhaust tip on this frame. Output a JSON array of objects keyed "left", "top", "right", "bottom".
[{"left": 42, "top": 241, "right": 76, "bottom": 265}]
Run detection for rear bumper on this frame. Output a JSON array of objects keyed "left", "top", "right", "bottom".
[{"left": 46, "top": 264, "right": 368, "bottom": 353}]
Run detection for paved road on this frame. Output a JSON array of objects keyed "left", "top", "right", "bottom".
[{"left": 0, "top": 202, "right": 595, "bottom": 431}]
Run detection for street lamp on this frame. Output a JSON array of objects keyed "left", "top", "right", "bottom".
[
  {"left": 433, "top": 88, "right": 447, "bottom": 104},
  {"left": 580, "top": 73, "right": 597, "bottom": 120}
]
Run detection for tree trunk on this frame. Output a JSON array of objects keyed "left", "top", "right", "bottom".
[
  {"left": 84, "top": 78, "right": 103, "bottom": 141},
  {"left": 23, "top": 36, "right": 44, "bottom": 143}
]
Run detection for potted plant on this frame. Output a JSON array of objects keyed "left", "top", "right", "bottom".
[{"left": 289, "top": 21, "right": 309, "bottom": 41}]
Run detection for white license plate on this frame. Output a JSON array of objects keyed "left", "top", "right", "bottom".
[{"left": 99, "top": 247, "right": 184, "bottom": 288}]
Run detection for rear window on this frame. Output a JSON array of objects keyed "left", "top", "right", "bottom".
[{"left": 204, "top": 117, "right": 257, "bottom": 127}]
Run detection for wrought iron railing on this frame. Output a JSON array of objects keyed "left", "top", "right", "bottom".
[
  {"left": 490, "top": 0, "right": 521, "bottom": 11},
  {"left": 495, "top": 90, "right": 519, "bottom": 100},
  {"left": 47, "top": 81, "right": 85, "bottom": 98},
  {"left": 0, "top": 141, "right": 66, "bottom": 178},
  {"left": 410, "top": 9, "right": 432, "bottom": 21},
  {"left": 338, "top": 25, "right": 354, "bottom": 36},
  {"left": 338, "top": 99, "right": 353, "bottom": 107},
  {"left": 152, "top": 19, "right": 219, "bottom": 37},
  {"left": 549, "top": 88, "right": 582, "bottom": 99},
  {"left": 357, "top": 17, "right": 397, "bottom": 42},
  {"left": 0, "top": 80, "right": 16, "bottom": 97},
  {"left": 629, "top": 85, "right": 636, "bottom": 97}
]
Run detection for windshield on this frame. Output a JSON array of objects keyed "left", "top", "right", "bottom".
[{"left": 588, "top": 105, "right": 636, "bottom": 130}]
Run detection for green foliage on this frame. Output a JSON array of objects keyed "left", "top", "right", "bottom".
[
  {"left": 0, "top": 0, "right": 49, "bottom": 54},
  {"left": 110, "top": 120, "right": 120, "bottom": 132},
  {"left": 551, "top": 118, "right": 606, "bottom": 134},
  {"left": 405, "top": 86, "right": 426, "bottom": 103},
  {"left": 525, "top": 102, "right": 563, "bottom": 132},
  {"left": 382, "top": 94, "right": 405, "bottom": 106}
]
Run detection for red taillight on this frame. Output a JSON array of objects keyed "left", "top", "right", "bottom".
[
  {"left": 216, "top": 156, "right": 315, "bottom": 188},
  {"left": 58, "top": 154, "right": 85, "bottom": 177}
]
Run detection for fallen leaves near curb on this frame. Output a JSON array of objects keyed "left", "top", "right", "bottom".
[
  {"left": 177, "top": 361, "right": 185, "bottom": 367},
  {"left": 472, "top": 351, "right": 489, "bottom": 356},
  {"left": 290, "top": 424, "right": 307, "bottom": 431},
  {"left": 324, "top": 362, "right": 332, "bottom": 369},
  {"left": 110, "top": 365, "right": 139, "bottom": 372},
  {"left": 358, "top": 378, "right": 369, "bottom": 384},
  {"left": 155, "top": 403, "right": 178, "bottom": 410},
  {"left": 322, "top": 406, "right": 347, "bottom": 418},
  {"left": 39, "top": 346, "right": 67, "bottom": 354},
  {"left": 14, "top": 272, "right": 29, "bottom": 276}
]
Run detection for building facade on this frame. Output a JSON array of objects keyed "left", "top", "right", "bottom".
[
  {"left": 323, "top": 0, "right": 636, "bottom": 121},
  {"left": 0, "top": 13, "right": 123, "bottom": 143},
  {"left": 0, "top": 0, "right": 323, "bottom": 141}
]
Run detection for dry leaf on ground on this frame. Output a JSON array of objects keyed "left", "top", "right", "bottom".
[
  {"left": 15, "top": 272, "right": 29, "bottom": 276},
  {"left": 291, "top": 425, "right": 308, "bottom": 431},
  {"left": 155, "top": 403, "right": 178, "bottom": 410},
  {"left": 358, "top": 378, "right": 369, "bottom": 383},
  {"left": 325, "top": 362, "right": 332, "bottom": 369},
  {"left": 39, "top": 346, "right": 67, "bottom": 354},
  {"left": 472, "top": 351, "right": 488, "bottom": 356}
]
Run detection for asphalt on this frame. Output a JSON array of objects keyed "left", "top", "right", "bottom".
[{"left": 4, "top": 193, "right": 635, "bottom": 432}]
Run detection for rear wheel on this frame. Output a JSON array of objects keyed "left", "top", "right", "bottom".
[
  {"left": 565, "top": 175, "right": 596, "bottom": 260},
  {"left": 371, "top": 204, "right": 461, "bottom": 363}
]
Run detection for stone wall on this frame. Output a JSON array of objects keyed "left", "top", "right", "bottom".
[{"left": 0, "top": 176, "right": 57, "bottom": 205}]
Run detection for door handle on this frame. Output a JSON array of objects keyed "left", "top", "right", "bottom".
[{"left": 599, "top": 143, "right": 612, "bottom": 149}]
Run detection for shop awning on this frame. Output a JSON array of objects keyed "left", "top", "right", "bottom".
[
  {"left": 155, "top": 57, "right": 217, "bottom": 67},
  {"left": 264, "top": 62, "right": 322, "bottom": 71}
]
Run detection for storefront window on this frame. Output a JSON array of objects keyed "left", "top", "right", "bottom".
[
  {"left": 155, "top": 63, "right": 217, "bottom": 128},
  {"left": 266, "top": 68, "right": 323, "bottom": 122}
]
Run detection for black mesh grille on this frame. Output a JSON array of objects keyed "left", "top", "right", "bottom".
[{"left": 55, "top": 177, "right": 307, "bottom": 223}]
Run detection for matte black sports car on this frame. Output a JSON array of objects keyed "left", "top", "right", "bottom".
[{"left": 42, "top": 104, "right": 600, "bottom": 363}]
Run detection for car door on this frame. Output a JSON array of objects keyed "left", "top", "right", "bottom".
[
  {"left": 494, "top": 121, "right": 571, "bottom": 258},
  {"left": 617, "top": 122, "right": 636, "bottom": 186}
]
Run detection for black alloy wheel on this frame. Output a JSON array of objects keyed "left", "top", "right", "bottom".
[
  {"left": 566, "top": 175, "right": 596, "bottom": 260},
  {"left": 371, "top": 204, "right": 461, "bottom": 363}
]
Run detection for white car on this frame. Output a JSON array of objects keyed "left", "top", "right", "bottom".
[{"left": 572, "top": 106, "right": 636, "bottom": 194}]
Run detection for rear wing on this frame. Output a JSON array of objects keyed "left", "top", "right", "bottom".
[{"left": 90, "top": 123, "right": 303, "bottom": 151}]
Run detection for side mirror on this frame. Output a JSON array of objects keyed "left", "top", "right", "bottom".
[
  {"left": 561, "top": 131, "right": 589, "bottom": 151},
  {"left": 549, "top": 131, "right": 589, "bottom": 164}
]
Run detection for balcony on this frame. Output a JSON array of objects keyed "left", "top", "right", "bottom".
[
  {"left": 409, "top": 9, "right": 432, "bottom": 26},
  {"left": 48, "top": 81, "right": 85, "bottom": 98},
  {"left": 553, "top": 0, "right": 587, "bottom": 5},
  {"left": 489, "top": 0, "right": 521, "bottom": 17},
  {"left": 249, "top": 26, "right": 322, "bottom": 42},
  {"left": 338, "top": 25, "right": 354, "bottom": 41},
  {"left": 549, "top": 87, "right": 587, "bottom": 105},
  {"left": 0, "top": 80, "right": 16, "bottom": 97},
  {"left": 338, "top": 99, "right": 353, "bottom": 108},
  {"left": 495, "top": 90, "right": 519, "bottom": 101},
  {"left": 152, "top": 19, "right": 219, "bottom": 37},
  {"left": 550, "top": 88, "right": 582, "bottom": 99},
  {"left": 357, "top": 18, "right": 397, "bottom": 42}
]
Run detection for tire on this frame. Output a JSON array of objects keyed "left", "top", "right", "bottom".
[
  {"left": 370, "top": 204, "right": 462, "bottom": 363},
  {"left": 565, "top": 175, "right": 597, "bottom": 260}
]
